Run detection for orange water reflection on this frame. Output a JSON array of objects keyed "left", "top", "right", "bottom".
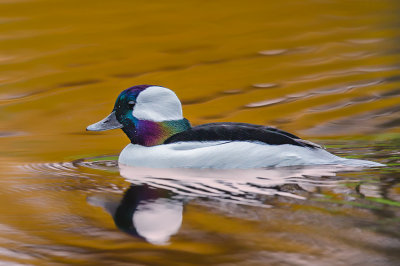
[{"left": 0, "top": 0, "right": 399, "bottom": 264}]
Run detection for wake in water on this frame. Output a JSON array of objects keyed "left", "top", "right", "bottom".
[
  {"left": 19, "top": 157, "right": 383, "bottom": 245},
  {"left": 19, "top": 156, "right": 367, "bottom": 206}
]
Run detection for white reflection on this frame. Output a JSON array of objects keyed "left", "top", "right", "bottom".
[
  {"left": 89, "top": 163, "right": 363, "bottom": 245},
  {"left": 119, "top": 164, "right": 361, "bottom": 205},
  {"left": 88, "top": 185, "right": 183, "bottom": 245},
  {"left": 133, "top": 198, "right": 182, "bottom": 245}
]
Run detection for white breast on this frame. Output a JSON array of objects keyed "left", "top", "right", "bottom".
[{"left": 118, "top": 141, "right": 383, "bottom": 169}]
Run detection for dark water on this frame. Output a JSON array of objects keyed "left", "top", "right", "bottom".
[{"left": 1, "top": 0, "right": 400, "bottom": 265}]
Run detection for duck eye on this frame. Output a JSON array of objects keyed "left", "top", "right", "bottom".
[{"left": 128, "top": 101, "right": 135, "bottom": 109}]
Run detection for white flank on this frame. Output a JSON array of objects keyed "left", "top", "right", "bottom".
[
  {"left": 118, "top": 141, "right": 384, "bottom": 169},
  {"left": 132, "top": 86, "right": 183, "bottom": 122}
]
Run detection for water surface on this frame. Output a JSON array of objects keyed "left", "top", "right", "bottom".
[{"left": 0, "top": 0, "right": 399, "bottom": 265}]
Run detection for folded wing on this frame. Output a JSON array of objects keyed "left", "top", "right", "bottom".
[{"left": 164, "top": 122, "right": 322, "bottom": 149}]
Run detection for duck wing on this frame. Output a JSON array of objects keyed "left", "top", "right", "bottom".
[{"left": 164, "top": 122, "right": 322, "bottom": 149}]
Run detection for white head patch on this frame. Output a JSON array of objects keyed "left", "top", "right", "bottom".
[{"left": 132, "top": 86, "right": 183, "bottom": 122}]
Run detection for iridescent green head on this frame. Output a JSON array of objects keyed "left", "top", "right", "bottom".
[{"left": 87, "top": 85, "right": 190, "bottom": 146}]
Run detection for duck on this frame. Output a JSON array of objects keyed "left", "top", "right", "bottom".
[{"left": 87, "top": 85, "right": 384, "bottom": 169}]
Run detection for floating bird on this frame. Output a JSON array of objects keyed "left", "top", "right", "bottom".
[{"left": 87, "top": 85, "right": 383, "bottom": 168}]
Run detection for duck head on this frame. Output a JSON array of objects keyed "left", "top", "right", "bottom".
[{"left": 87, "top": 85, "right": 191, "bottom": 146}]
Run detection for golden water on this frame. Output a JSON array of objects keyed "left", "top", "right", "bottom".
[{"left": 0, "top": 0, "right": 399, "bottom": 265}]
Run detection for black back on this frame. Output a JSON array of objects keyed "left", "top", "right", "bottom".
[{"left": 164, "top": 122, "right": 320, "bottom": 149}]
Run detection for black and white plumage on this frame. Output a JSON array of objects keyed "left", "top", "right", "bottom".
[
  {"left": 87, "top": 85, "right": 383, "bottom": 169},
  {"left": 164, "top": 122, "right": 322, "bottom": 149}
]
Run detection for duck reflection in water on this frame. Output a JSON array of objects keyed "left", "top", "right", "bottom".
[
  {"left": 88, "top": 184, "right": 184, "bottom": 245},
  {"left": 87, "top": 163, "right": 373, "bottom": 245}
]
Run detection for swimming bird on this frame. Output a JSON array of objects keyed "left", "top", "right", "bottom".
[{"left": 87, "top": 85, "right": 383, "bottom": 168}]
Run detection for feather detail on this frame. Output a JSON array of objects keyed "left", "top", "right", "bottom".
[
  {"left": 164, "top": 122, "right": 320, "bottom": 149},
  {"left": 136, "top": 119, "right": 191, "bottom": 146}
]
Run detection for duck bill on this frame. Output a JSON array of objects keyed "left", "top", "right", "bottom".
[{"left": 86, "top": 111, "right": 123, "bottom": 131}]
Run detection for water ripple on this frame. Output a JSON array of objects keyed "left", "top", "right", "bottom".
[
  {"left": 246, "top": 78, "right": 384, "bottom": 108},
  {"left": 18, "top": 157, "right": 364, "bottom": 207}
]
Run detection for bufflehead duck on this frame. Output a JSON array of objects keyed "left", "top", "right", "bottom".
[{"left": 87, "top": 85, "right": 383, "bottom": 168}]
